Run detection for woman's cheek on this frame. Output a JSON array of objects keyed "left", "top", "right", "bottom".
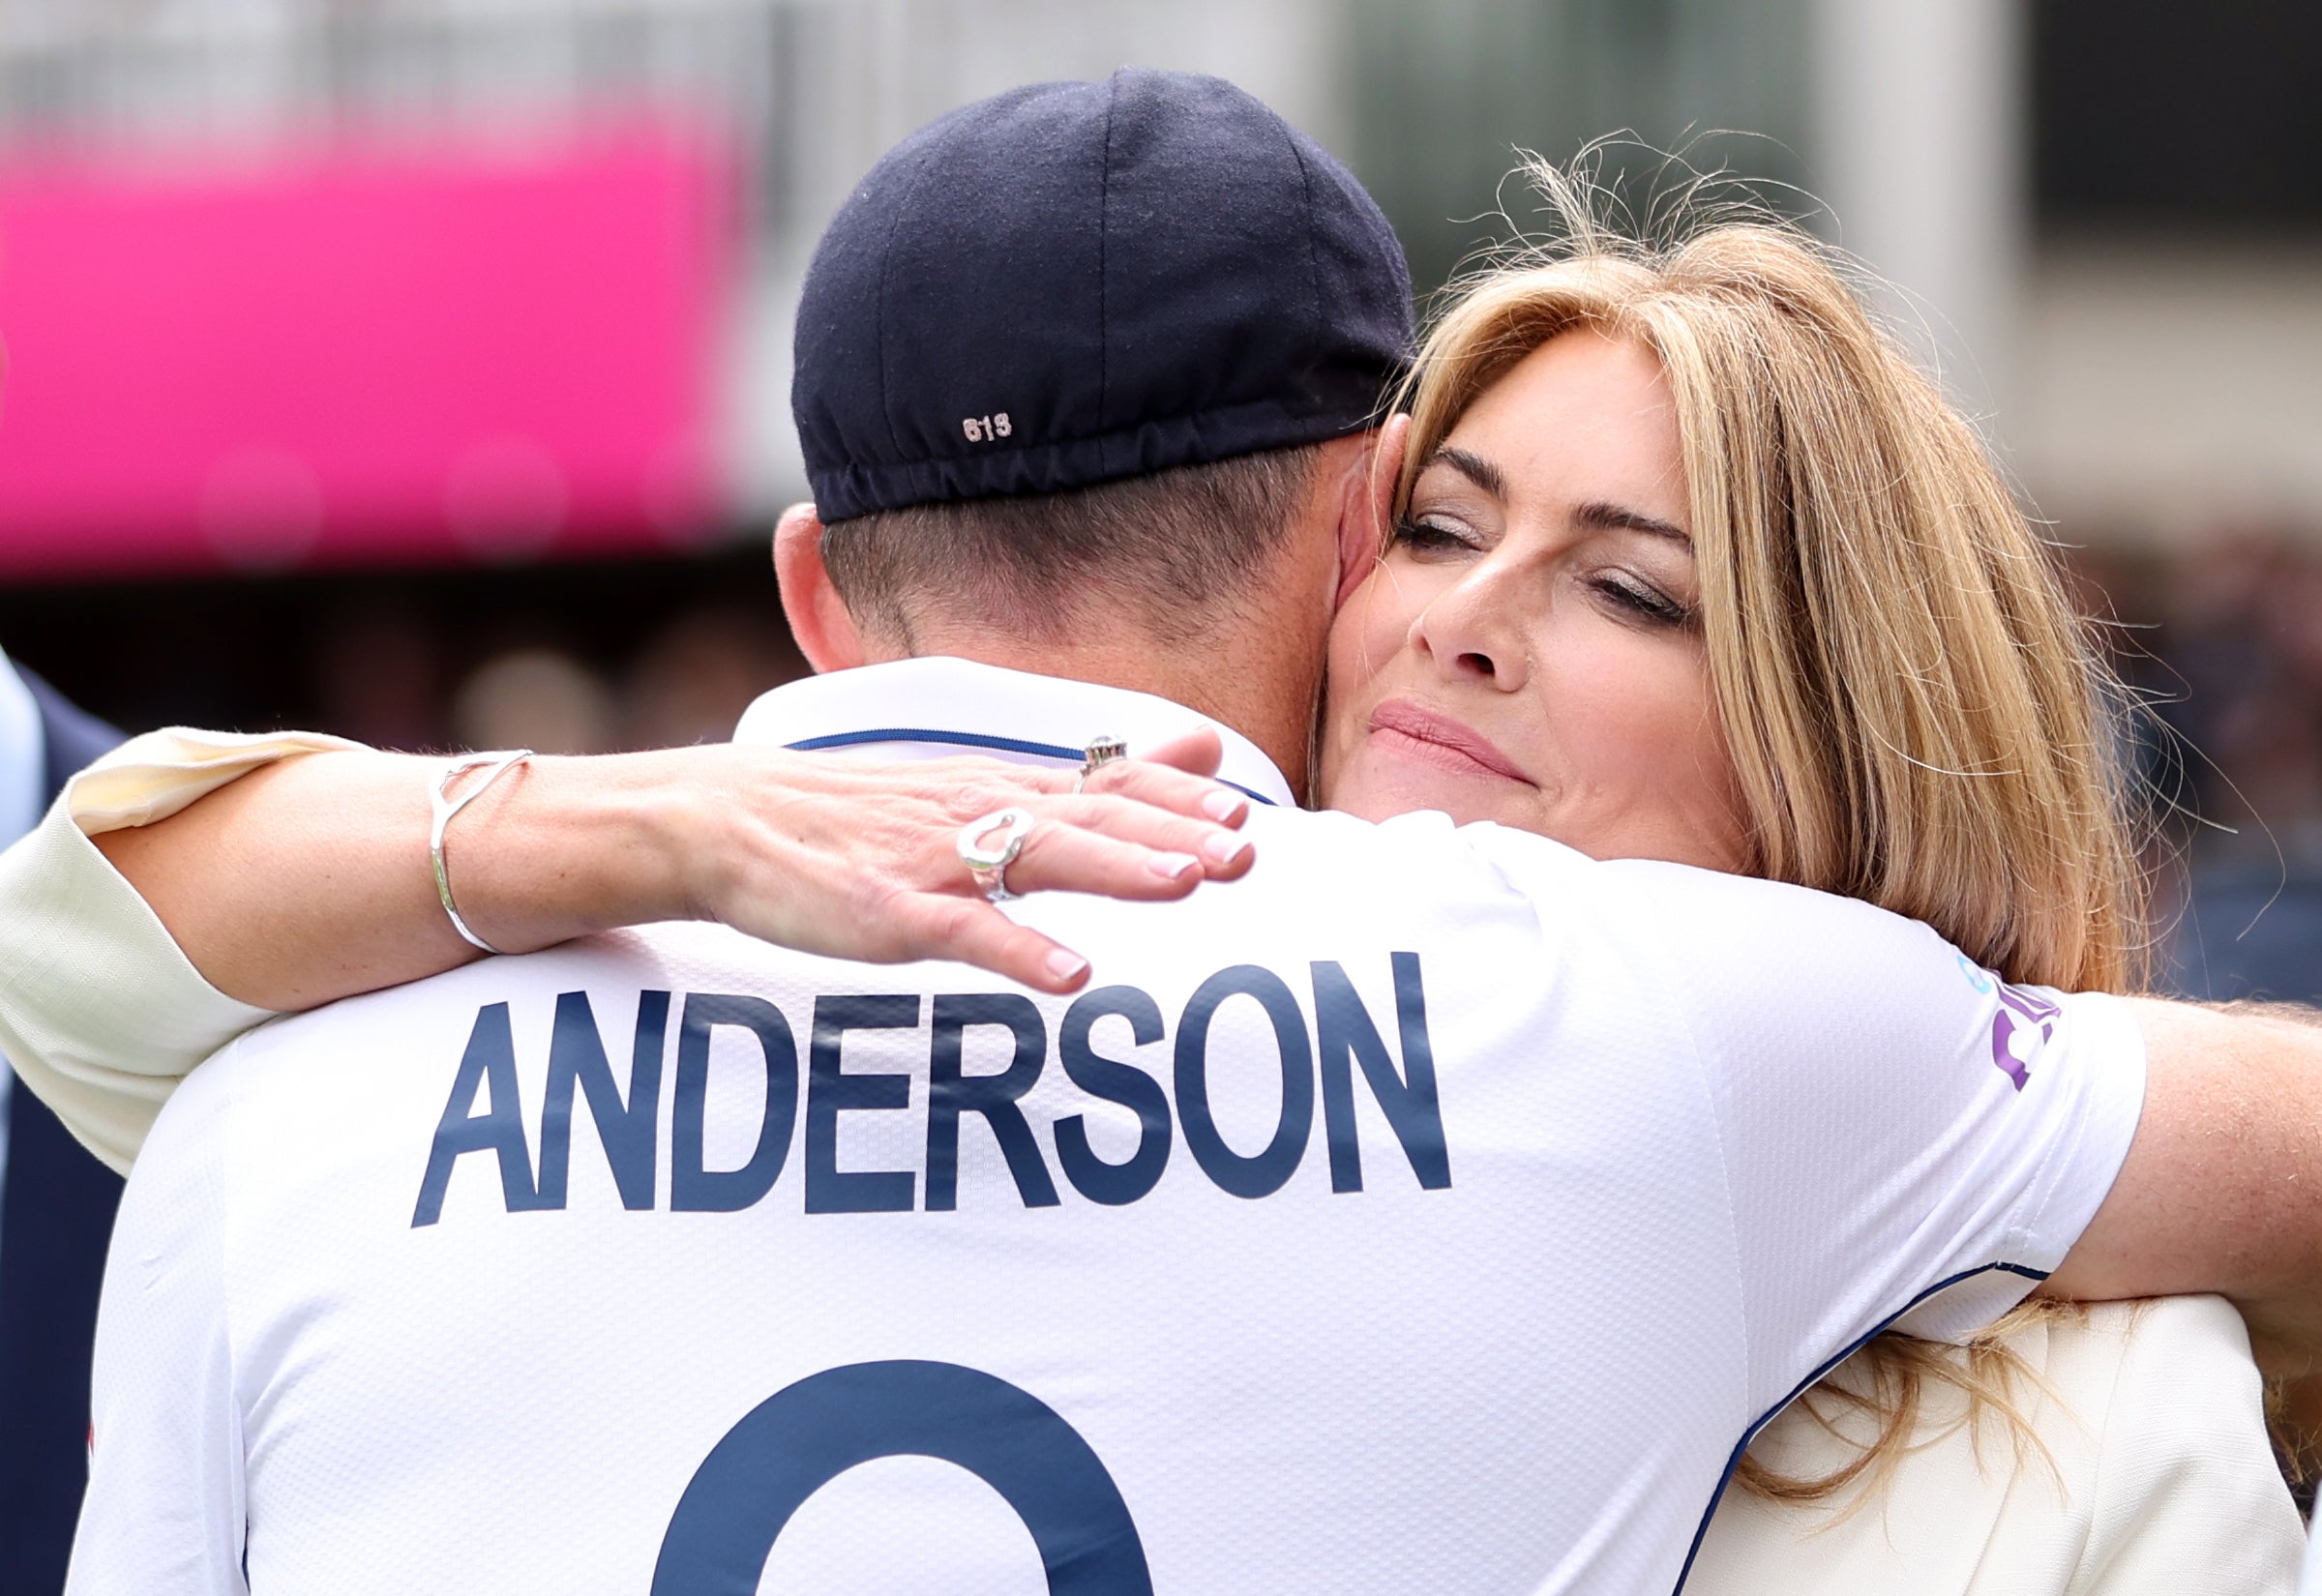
[
  {"left": 1328, "top": 565, "right": 1419, "bottom": 697},
  {"left": 1595, "top": 644, "right": 1745, "bottom": 870},
  {"left": 1320, "top": 567, "right": 1423, "bottom": 813},
  {"left": 1530, "top": 628, "right": 1712, "bottom": 823}
]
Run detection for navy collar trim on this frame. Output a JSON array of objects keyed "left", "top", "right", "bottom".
[{"left": 785, "top": 725, "right": 1280, "bottom": 806}]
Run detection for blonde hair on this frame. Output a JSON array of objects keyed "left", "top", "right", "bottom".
[{"left": 1396, "top": 164, "right": 2148, "bottom": 1501}]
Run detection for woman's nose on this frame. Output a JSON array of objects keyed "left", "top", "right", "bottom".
[{"left": 1408, "top": 565, "right": 1530, "bottom": 691}]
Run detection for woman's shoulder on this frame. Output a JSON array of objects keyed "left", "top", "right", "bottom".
[
  {"left": 1685, "top": 1299, "right": 2302, "bottom": 1596},
  {"left": 2050, "top": 1298, "right": 2304, "bottom": 1590},
  {"left": 2037, "top": 1294, "right": 2255, "bottom": 1422},
  {"left": 2048, "top": 1295, "right": 2242, "bottom": 1398}
]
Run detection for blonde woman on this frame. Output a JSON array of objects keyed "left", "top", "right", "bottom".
[
  {"left": 1, "top": 189, "right": 2307, "bottom": 1587},
  {"left": 1320, "top": 184, "right": 2306, "bottom": 1589}
]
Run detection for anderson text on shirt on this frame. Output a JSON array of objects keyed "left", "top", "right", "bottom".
[{"left": 410, "top": 955, "right": 1451, "bottom": 1224}]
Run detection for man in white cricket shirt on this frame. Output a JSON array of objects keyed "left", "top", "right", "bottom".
[{"left": 49, "top": 72, "right": 2320, "bottom": 1596}]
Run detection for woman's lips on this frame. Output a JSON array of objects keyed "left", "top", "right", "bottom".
[{"left": 1366, "top": 699, "right": 1533, "bottom": 784}]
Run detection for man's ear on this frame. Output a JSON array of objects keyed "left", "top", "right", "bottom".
[
  {"left": 1333, "top": 413, "right": 1410, "bottom": 613},
  {"left": 772, "top": 503, "right": 867, "bottom": 674}
]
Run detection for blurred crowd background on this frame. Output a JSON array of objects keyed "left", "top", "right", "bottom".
[{"left": 0, "top": 0, "right": 2316, "bottom": 999}]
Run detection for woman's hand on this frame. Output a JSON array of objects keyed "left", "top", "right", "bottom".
[
  {"left": 670, "top": 727, "right": 1256, "bottom": 993},
  {"left": 94, "top": 731, "right": 1257, "bottom": 1015}
]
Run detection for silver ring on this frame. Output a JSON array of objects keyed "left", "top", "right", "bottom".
[
  {"left": 957, "top": 807, "right": 1036, "bottom": 901},
  {"left": 1073, "top": 734, "right": 1129, "bottom": 795}
]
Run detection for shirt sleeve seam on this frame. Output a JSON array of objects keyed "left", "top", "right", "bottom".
[{"left": 2009, "top": 992, "right": 2149, "bottom": 1270}]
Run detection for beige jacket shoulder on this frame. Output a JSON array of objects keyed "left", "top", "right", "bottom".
[
  {"left": 0, "top": 727, "right": 348, "bottom": 1170},
  {"left": 1689, "top": 1295, "right": 2304, "bottom": 1595}
]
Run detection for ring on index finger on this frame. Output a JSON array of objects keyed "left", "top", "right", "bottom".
[
  {"left": 957, "top": 807, "right": 1036, "bottom": 902},
  {"left": 1073, "top": 734, "right": 1129, "bottom": 795}
]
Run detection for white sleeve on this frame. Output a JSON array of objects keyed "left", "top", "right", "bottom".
[
  {"left": 0, "top": 727, "right": 354, "bottom": 1172},
  {"left": 1606, "top": 862, "right": 2147, "bottom": 1412},
  {"left": 67, "top": 1042, "right": 246, "bottom": 1595}
]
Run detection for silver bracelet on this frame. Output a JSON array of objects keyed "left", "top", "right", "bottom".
[{"left": 430, "top": 749, "right": 533, "bottom": 956}]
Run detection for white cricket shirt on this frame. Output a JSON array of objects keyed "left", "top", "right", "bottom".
[
  {"left": 73, "top": 659, "right": 2147, "bottom": 1596},
  {"left": 2305, "top": 1490, "right": 2322, "bottom": 1596}
]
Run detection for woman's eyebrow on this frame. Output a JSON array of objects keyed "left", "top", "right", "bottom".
[
  {"left": 1427, "top": 446, "right": 1505, "bottom": 500},
  {"left": 1574, "top": 500, "right": 1691, "bottom": 547}
]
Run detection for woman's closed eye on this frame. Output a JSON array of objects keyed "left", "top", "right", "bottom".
[
  {"left": 1391, "top": 516, "right": 1483, "bottom": 557},
  {"left": 1589, "top": 571, "right": 1692, "bottom": 629}
]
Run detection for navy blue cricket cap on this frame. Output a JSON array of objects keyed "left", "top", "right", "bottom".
[{"left": 792, "top": 68, "right": 1414, "bottom": 521}]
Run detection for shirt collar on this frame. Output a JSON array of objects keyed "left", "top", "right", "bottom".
[
  {"left": 730, "top": 657, "right": 1296, "bottom": 808},
  {"left": 0, "top": 649, "right": 43, "bottom": 848}
]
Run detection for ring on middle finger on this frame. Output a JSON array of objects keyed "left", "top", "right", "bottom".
[
  {"left": 957, "top": 807, "right": 1037, "bottom": 902},
  {"left": 1074, "top": 733, "right": 1129, "bottom": 795}
]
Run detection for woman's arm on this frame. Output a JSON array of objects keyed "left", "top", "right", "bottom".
[
  {"left": 98, "top": 737, "right": 1253, "bottom": 1011},
  {"left": 0, "top": 727, "right": 355, "bottom": 1172},
  {"left": 0, "top": 728, "right": 1250, "bottom": 1172}
]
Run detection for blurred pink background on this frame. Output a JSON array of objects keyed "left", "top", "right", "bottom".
[{"left": 0, "top": 125, "right": 727, "bottom": 577}]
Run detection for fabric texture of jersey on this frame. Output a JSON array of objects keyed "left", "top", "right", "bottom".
[{"left": 73, "top": 661, "right": 2147, "bottom": 1596}]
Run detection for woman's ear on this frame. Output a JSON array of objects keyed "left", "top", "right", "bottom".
[
  {"left": 772, "top": 503, "right": 869, "bottom": 673},
  {"left": 1334, "top": 413, "right": 1411, "bottom": 613}
]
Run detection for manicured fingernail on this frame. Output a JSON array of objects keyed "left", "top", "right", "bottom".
[
  {"left": 1146, "top": 851, "right": 1201, "bottom": 880},
  {"left": 1046, "top": 950, "right": 1089, "bottom": 982},
  {"left": 1201, "top": 789, "right": 1246, "bottom": 822},
  {"left": 1203, "top": 832, "right": 1252, "bottom": 866}
]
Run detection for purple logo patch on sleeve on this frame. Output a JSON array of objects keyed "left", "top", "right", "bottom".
[{"left": 1987, "top": 985, "right": 2062, "bottom": 1091}]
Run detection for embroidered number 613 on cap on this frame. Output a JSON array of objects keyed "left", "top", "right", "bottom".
[{"left": 962, "top": 413, "right": 1014, "bottom": 443}]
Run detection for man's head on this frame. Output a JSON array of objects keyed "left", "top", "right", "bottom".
[{"left": 774, "top": 70, "right": 1414, "bottom": 785}]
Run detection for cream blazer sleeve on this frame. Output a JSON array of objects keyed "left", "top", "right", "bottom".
[
  {"left": 0, "top": 727, "right": 358, "bottom": 1172},
  {"left": 1687, "top": 1294, "right": 2304, "bottom": 1596}
]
